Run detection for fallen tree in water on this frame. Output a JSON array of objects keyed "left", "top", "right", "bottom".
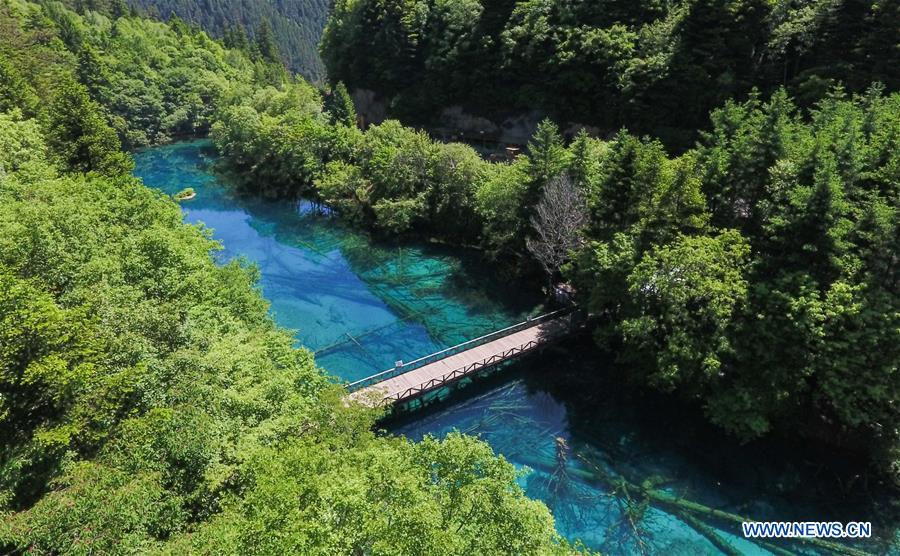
[{"left": 515, "top": 446, "right": 871, "bottom": 556}]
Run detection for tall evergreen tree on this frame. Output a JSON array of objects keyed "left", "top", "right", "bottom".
[
  {"left": 255, "top": 19, "right": 281, "bottom": 64},
  {"left": 42, "top": 80, "right": 132, "bottom": 175},
  {"left": 527, "top": 119, "right": 569, "bottom": 190},
  {"left": 326, "top": 81, "right": 356, "bottom": 127},
  {"left": 224, "top": 23, "right": 250, "bottom": 51}
]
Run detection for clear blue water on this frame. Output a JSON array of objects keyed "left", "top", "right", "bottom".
[
  {"left": 134, "top": 140, "right": 541, "bottom": 383},
  {"left": 134, "top": 141, "right": 893, "bottom": 555}
]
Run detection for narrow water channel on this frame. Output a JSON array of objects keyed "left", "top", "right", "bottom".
[{"left": 134, "top": 140, "right": 895, "bottom": 555}]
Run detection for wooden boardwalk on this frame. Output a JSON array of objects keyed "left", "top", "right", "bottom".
[{"left": 345, "top": 309, "right": 573, "bottom": 407}]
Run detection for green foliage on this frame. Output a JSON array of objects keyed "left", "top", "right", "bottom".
[
  {"left": 173, "top": 187, "right": 194, "bottom": 200},
  {"left": 321, "top": 0, "right": 899, "bottom": 146},
  {"left": 42, "top": 79, "right": 133, "bottom": 175},
  {"left": 2, "top": 461, "right": 184, "bottom": 553},
  {"left": 0, "top": 55, "right": 39, "bottom": 116},
  {"left": 0, "top": 5, "right": 576, "bottom": 549},
  {"left": 212, "top": 90, "right": 495, "bottom": 243},
  {"left": 0, "top": 112, "right": 56, "bottom": 181},
  {"left": 474, "top": 158, "right": 531, "bottom": 258},
  {"left": 254, "top": 19, "right": 280, "bottom": 63},
  {"left": 209, "top": 82, "right": 330, "bottom": 197},
  {"left": 325, "top": 81, "right": 356, "bottom": 127},
  {"left": 125, "top": 0, "right": 329, "bottom": 80},
  {"left": 0, "top": 0, "right": 286, "bottom": 148},
  {"left": 526, "top": 119, "right": 570, "bottom": 196},
  {"left": 622, "top": 230, "right": 750, "bottom": 393},
  {"left": 314, "top": 160, "right": 370, "bottom": 223},
  {"left": 0, "top": 102, "right": 573, "bottom": 554},
  {"left": 569, "top": 87, "right": 900, "bottom": 453},
  {"left": 162, "top": 433, "right": 568, "bottom": 554}
]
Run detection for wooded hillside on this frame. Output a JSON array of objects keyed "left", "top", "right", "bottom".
[
  {"left": 67, "top": 0, "right": 329, "bottom": 79},
  {"left": 322, "top": 0, "right": 900, "bottom": 148},
  {"left": 0, "top": 1, "right": 576, "bottom": 552}
]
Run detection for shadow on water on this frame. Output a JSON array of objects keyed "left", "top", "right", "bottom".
[
  {"left": 388, "top": 337, "right": 900, "bottom": 555},
  {"left": 135, "top": 141, "right": 900, "bottom": 556}
]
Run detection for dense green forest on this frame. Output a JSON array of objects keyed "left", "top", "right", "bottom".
[
  {"left": 321, "top": 0, "right": 900, "bottom": 147},
  {"left": 0, "top": 1, "right": 579, "bottom": 552},
  {"left": 2, "top": 0, "right": 293, "bottom": 148},
  {"left": 2, "top": 0, "right": 899, "bottom": 550},
  {"left": 58, "top": 0, "right": 328, "bottom": 79},
  {"left": 125, "top": 0, "right": 329, "bottom": 80},
  {"left": 210, "top": 13, "right": 900, "bottom": 484}
]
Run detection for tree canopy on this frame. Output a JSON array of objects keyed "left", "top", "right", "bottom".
[
  {"left": 209, "top": 73, "right": 900, "bottom": 480},
  {"left": 0, "top": 2, "right": 581, "bottom": 553},
  {"left": 60, "top": 0, "right": 330, "bottom": 80},
  {"left": 321, "top": 0, "right": 900, "bottom": 148}
]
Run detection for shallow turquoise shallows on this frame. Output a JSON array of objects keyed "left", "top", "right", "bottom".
[
  {"left": 134, "top": 140, "right": 540, "bottom": 383},
  {"left": 134, "top": 141, "right": 885, "bottom": 556}
]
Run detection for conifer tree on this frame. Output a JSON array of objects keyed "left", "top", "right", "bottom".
[
  {"left": 42, "top": 80, "right": 132, "bottom": 176},
  {"left": 326, "top": 82, "right": 356, "bottom": 127},
  {"left": 255, "top": 20, "right": 280, "bottom": 64}
]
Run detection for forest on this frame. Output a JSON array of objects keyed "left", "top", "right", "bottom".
[
  {"left": 59, "top": 0, "right": 329, "bottom": 79},
  {"left": 321, "top": 0, "right": 900, "bottom": 147},
  {"left": 0, "top": 1, "right": 578, "bottom": 552},
  {"left": 209, "top": 79, "right": 900, "bottom": 473},
  {"left": 1, "top": 0, "right": 898, "bottom": 552},
  {"left": 125, "top": 0, "right": 329, "bottom": 80}
]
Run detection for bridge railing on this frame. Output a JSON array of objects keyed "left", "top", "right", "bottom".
[
  {"left": 345, "top": 307, "right": 573, "bottom": 393},
  {"left": 385, "top": 337, "right": 545, "bottom": 403}
]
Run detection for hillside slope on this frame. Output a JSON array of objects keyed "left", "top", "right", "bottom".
[
  {"left": 322, "top": 0, "right": 900, "bottom": 147},
  {"left": 129, "top": 0, "right": 328, "bottom": 80},
  {"left": 0, "top": 1, "right": 573, "bottom": 552}
]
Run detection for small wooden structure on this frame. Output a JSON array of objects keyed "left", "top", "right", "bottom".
[{"left": 345, "top": 308, "right": 575, "bottom": 407}]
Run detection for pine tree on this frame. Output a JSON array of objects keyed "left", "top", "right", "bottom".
[
  {"left": 224, "top": 24, "right": 250, "bottom": 51},
  {"left": 255, "top": 20, "right": 280, "bottom": 64},
  {"left": 568, "top": 129, "right": 597, "bottom": 190},
  {"left": 42, "top": 80, "right": 132, "bottom": 175},
  {"left": 326, "top": 82, "right": 356, "bottom": 127},
  {"left": 528, "top": 119, "right": 568, "bottom": 189}
]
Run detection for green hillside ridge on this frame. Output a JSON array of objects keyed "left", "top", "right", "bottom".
[
  {"left": 129, "top": 0, "right": 328, "bottom": 80},
  {"left": 321, "top": 0, "right": 900, "bottom": 148},
  {"left": 59, "top": 0, "right": 328, "bottom": 80},
  {"left": 0, "top": 1, "right": 580, "bottom": 552}
]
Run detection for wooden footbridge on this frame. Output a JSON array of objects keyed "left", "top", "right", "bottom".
[{"left": 345, "top": 308, "right": 576, "bottom": 407}]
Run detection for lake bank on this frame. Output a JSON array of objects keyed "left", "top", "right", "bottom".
[{"left": 134, "top": 140, "right": 898, "bottom": 555}]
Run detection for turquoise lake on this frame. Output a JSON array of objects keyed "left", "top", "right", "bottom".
[{"left": 134, "top": 140, "right": 894, "bottom": 555}]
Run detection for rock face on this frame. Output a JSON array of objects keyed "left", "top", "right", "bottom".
[
  {"left": 351, "top": 88, "right": 603, "bottom": 146},
  {"left": 435, "top": 106, "right": 499, "bottom": 136},
  {"left": 351, "top": 89, "right": 388, "bottom": 127}
]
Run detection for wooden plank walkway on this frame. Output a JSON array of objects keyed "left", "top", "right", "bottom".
[{"left": 346, "top": 313, "right": 572, "bottom": 407}]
